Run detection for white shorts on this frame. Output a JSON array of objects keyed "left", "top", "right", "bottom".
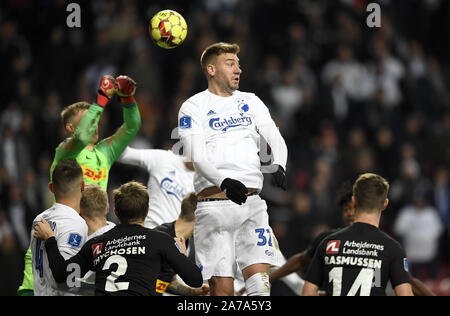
[{"left": 194, "top": 195, "right": 280, "bottom": 281}]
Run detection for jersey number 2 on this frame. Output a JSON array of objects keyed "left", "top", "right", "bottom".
[{"left": 103, "top": 255, "right": 130, "bottom": 292}]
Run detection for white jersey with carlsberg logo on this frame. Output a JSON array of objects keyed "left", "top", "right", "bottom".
[
  {"left": 178, "top": 89, "right": 275, "bottom": 194},
  {"left": 118, "top": 148, "right": 195, "bottom": 228},
  {"left": 30, "top": 203, "right": 88, "bottom": 296}
]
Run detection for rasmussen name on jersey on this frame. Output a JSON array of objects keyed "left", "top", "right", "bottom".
[{"left": 325, "top": 255, "right": 382, "bottom": 269}]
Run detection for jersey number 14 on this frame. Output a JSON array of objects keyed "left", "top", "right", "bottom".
[{"left": 329, "top": 267, "right": 380, "bottom": 296}]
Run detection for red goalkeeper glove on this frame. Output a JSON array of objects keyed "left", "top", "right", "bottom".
[
  {"left": 116, "top": 75, "right": 136, "bottom": 105},
  {"left": 96, "top": 75, "right": 118, "bottom": 108}
]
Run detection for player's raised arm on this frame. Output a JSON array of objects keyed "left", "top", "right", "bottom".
[
  {"left": 117, "top": 146, "right": 158, "bottom": 170},
  {"left": 253, "top": 95, "right": 288, "bottom": 190},
  {"left": 96, "top": 75, "right": 141, "bottom": 165},
  {"left": 55, "top": 75, "right": 117, "bottom": 159}
]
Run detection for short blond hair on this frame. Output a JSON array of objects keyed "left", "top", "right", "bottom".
[
  {"left": 353, "top": 173, "right": 389, "bottom": 213},
  {"left": 80, "top": 183, "right": 109, "bottom": 220},
  {"left": 200, "top": 42, "right": 240, "bottom": 75},
  {"left": 61, "top": 101, "right": 91, "bottom": 128}
]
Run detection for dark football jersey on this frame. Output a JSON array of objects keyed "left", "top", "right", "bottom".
[
  {"left": 305, "top": 222, "right": 410, "bottom": 296},
  {"left": 306, "top": 228, "right": 341, "bottom": 259},
  {"left": 44, "top": 223, "right": 202, "bottom": 296},
  {"left": 153, "top": 221, "right": 192, "bottom": 295}
]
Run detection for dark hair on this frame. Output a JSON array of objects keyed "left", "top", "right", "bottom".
[
  {"left": 179, "top": 192, "right": 197, "bottom": 222},
  {"left": 51, "top": 158, "right": 83, "bottom": 196},
  {"left": 335, "top": 181, "right": 353, "bottom": 209},
  {"left": 112, "top": 181, "right": 149, "bottom": 224}
]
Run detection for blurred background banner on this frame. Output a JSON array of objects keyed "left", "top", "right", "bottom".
[{"left": 0, "top": 0, "right": 449, "bottom": 295}]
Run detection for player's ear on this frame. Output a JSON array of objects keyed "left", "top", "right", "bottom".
[
  {"left": 80, "top": 180, "right": 85, "bottom": 192},
  {"left": 66, "top": 122, "right": 74, "bottom": 135},
  {"left": 351, "top": 196, "right": 357, "bottom": 209},
  {"left": 206, "top": 64, "right": 215, "bottom": 77},
  {"left": 105, "top": 202, "right": 110, "bottom": 216},
  {"left": 48, "top": 182, "right": 54, "bottom": 194},
  {"left": 382, "top": 198, "right": 389, "bottom": 211}
]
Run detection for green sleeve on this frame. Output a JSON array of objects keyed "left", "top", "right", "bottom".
[
  {"left": 17, "top": 247, "right": 34, "bottom": 295},
  {"left": 53, "top": 103, "right": 104, "bottom": 162},
  {"left": 96, "top": 101, "right": 141, "bottom": 165}
]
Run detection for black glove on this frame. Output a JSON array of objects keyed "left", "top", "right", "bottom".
[
  {"left": 272, "top": 165, "right": 287, "bottom": 190},
  {"left": 220, "top": 178, "right": 248, "bottom": 205}
]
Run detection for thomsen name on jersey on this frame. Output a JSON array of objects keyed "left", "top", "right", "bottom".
[{"left": 93, "top": 246, "right": 146, "bottom": 266}]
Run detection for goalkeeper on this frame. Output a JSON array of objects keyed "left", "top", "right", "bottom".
[{"left": 17, "top": 75, "right": 141, "bottom": 296}]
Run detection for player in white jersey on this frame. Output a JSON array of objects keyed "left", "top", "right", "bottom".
[
  {"left": 30, "top": 158, "right": 88, "bottom": 296},
  {"left": 117, "top": 147, "right": 195, "bottom": 228},
  {"left": 80, "top": 183, "right": 116, "bottom": 240},
  {"left": 78, "top": 183, "right": 115, "bottom": 294},
  {"left": 178, "top": 42, "right": 288, "bottom": 296}
]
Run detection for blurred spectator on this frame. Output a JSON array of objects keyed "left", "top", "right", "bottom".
[
  {"left": 322, "top": 45, "right": 375, "bottom": 108},
  {"left": 0, "top": 210, "right": 23, "bottom": 295},
  {"left": 284, "top": 191, "right": 318, "bottom": 257},
  {"left": 6, "top": 184, "right": 30, "bottom": 252},
  {"left": 371, "top": 38, "right": 405, "bottom": 110},
  {"left": 309, "top": 175, "right": 333, "bottom": 224},
  {"left": 434, "top": 167, "right": 450, "bottom": 226},
  {"left": 270, "top": 69, "right": 304, "bottom": 132},
  {"left": 433, "top": 167, "right": 450, "bottom": 265},
  {"left": 341, "top": 127, "right": 375, "bottom": 179},
  {"left": 123, "top": 34, "right": 162, "bottom": 103},
  {"left": 373, "top": 125, "right": 398, "bottom": 181},
  {"left": 0, "top": 211, "right": 15, "bottom": 254},
  {"left": 1, "top": 125, "right": 20, "bottom": 183},
  {"left": 394, "top": 191, "right": 444, "bottom": 280},
  {"left": 390, "top": 143, "right": 424, "bottom": 205}
]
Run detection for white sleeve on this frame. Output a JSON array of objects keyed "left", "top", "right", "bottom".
[
  {"left": 56, "top": 221, "right": 87, "bottom": 260},
  {"left": 258, "top": 121, "right": 288, "bottom": 171},
  {"left": 183, "top": 133, "right": 227, "bottom": 188},
  {"left": 253, "top": 95, "right": 288, "bottom": 170},
  {"left": 178, "top": 100, "right": 227, "bottom": 188},
  {"left": 117, "top": 146, "right": 159, "bottom": 171}
]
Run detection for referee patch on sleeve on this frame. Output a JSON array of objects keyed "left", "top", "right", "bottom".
[
  {"left": 403, "top": 258, "right": 408, "bottom": 272},
  {"left": 68, "top": 233, "right": 82, "bottom": 247},
  {"left": 179, "top": 116, "right": 192, "bottom": 129}
]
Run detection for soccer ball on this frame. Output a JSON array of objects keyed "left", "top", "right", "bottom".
[{"left": 149, "top": 10, "right": 188, "bottom": 49}]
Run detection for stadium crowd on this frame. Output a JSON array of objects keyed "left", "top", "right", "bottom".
[{"left": 0, "top": 0, "right": 449, "bottom": 295}]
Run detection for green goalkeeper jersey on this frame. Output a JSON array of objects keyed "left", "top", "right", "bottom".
[
  {"left": 17, "top": 101, "right": 141, "bottom": 296},
  {"left": 50, "top": 101, "right": 141, "bottom": 189}
]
